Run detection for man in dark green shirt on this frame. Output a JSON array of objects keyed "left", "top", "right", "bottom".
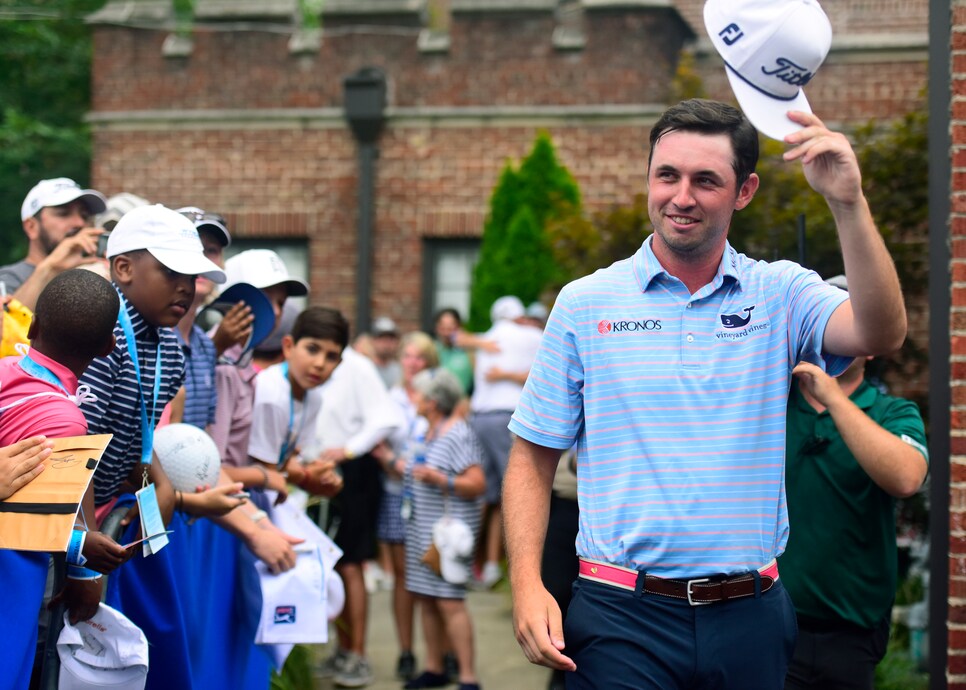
[{"left": 780, "top": 343, "right": 928, "bottom": 689}]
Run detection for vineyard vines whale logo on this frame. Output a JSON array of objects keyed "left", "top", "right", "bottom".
[{"left": 720, "top": 306, "right": 755, "bottom": 329}]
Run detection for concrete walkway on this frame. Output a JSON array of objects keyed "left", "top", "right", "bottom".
[{"left": 312, "top": 584, "right": 550, "bottom": 690}]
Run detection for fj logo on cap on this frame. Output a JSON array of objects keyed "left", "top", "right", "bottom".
[{"left": 719, "top": 24, "right": 743, "bottom": 45}]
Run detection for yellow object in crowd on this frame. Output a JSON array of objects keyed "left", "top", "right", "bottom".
[{"left": 1, "top": 298, "right": 33, "bottom": 357}]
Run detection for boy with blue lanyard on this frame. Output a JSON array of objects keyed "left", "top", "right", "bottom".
[
  {"left": 73, "top": 205, "right": 226, "bottom": 688},
  {"left": 0, "top": 269, "right": 127, "bottom": 689},
  {"left": 247, "top": 306, "right": 347, "bottom": 500},
  {"left": 78, "top": 203, "right": 225, "bottom": 516}
]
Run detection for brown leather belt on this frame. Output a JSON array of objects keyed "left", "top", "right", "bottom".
[{"left": 578, "top": 558, "right": 779, "bottom": 606}]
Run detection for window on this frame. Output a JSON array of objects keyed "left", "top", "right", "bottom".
[{"left": 421, "top": 239, "right": 480, "bottom": 330}]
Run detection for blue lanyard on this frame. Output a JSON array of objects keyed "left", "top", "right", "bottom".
[
  {"left": 277, "top": 362, "right": 307, "bottom": 466},
  {"left": 117, "top": 305, "right": 162, "bottom": 465},
  {"left": 18, "top": 353, "right": 69, "bottom": 394}
]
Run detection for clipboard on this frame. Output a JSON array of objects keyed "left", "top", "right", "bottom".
[{"left": 0, "top": 434, "right": 113, "bottom": 552}]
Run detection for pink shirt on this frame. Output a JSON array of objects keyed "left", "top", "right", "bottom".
[
  {"left": 0, "top": 349, "right": 88, "bottom": 445},
  {"left": 210, "top": 345, "right": 258, "bottom": 468}
]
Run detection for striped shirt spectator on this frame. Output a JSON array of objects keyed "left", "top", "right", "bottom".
[
  {"left": 509, "top": 237, "right": 849, "bottom": 578},
  {"left": 80, "top": 286, "right": 185, "bottom": 506},
  {"left": 175, "top": 324, "right": 217, "bottom": 429},
  {"left": 404, "top": 420, "right": 483, "bottom": 599}
]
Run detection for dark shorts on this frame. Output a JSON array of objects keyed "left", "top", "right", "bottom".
[
  {"left": 377, "top": 490, "right": 406, "bottom": 544},
  {"left": 329, "top": 454, "right": 383, "bottom": 564},
  {"left": 563, "top": 575, "right": 797, "bottom": 690},
  {"left": 784, "top": 615, "right": 889, "bottom": 690}
]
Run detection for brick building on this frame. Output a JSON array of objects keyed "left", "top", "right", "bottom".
[{"left": 87, "top": 0, "right": 928, "bottom": 336}]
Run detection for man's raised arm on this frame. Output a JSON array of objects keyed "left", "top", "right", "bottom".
[{"left": 783, "top": 110, "right": 906, "bottom": 356}]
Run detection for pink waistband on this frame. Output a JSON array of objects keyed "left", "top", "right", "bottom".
[{"left": 578, "top": 558, "right": 780, "bottom": 593}]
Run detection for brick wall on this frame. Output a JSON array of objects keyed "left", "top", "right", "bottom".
[
  {"left": 952, "top": 2, "right": 966, "bottom": 685},
  {"left": 91, "top": 10, "right": 692, "bottom": 112},
  {"left": 88, "top": 1, "right": 929, "bottom": 342}
]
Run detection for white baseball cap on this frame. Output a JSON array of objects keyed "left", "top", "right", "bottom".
[
  {"left": 490, "top": 295, "right": 525, "bottom": 322},
  {"left": 704, "top": 0, "right": 833, "bottom": 141},
  {"left": 95, "top": 192, "right": 150, "bottom": 230},
  {"left": 525, "top": 301, "right": 549, "bottom": 323},
  {"left": 57, "top": 603, "right": 148, "bottom": 690},
  {"left": 21, "top": 178, "right": 107, "bottom": 222},
  {"left": 106, "top": 204, "right": 226, "bottom": 283},
  {"left": 223, "top": 249, "right": 308, "bottom": 297},
  {"left": 371, "top": 316, "right": 398, "bottom": 336},
  {"left": 825, "top": 274, "right": 848, "bottom": 291},
  {"left": 176, "top": 206, "right": 232, "bottom": 247}
]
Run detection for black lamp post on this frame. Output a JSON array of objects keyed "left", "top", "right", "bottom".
[{"left": 343, "top": 67, "right": 387, "bottom": 335}]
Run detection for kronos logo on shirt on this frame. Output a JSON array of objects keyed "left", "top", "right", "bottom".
[{"left": 597, "top": 318, "right": 661, "bottom": 334}]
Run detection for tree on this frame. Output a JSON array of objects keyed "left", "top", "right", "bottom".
[
  {"left": 468, "top": 131, "right": 580, "bottom": 330},
  {"left": 0, "top": 0, "right": 106, "bottom": 265},
  {"left": 547, "top": 194, "right": 649, "bottom": 283}
]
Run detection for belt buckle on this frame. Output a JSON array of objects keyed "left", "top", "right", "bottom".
[{"left": 686, "top": 577, "right": 711, "bottom": 606}]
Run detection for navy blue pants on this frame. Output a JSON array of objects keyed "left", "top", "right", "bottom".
[
  {"left": 784, "top": 615, "right": 889, "bottom": 690},
  {"left": 563, "top": 575, "right": 797, "bottom": 689}
]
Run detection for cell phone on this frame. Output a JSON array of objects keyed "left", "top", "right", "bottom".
[
  {"left": 96, "top": 232, "right": 111, "bottom": 258},
  {"left": 229, "top": 491, "right": 251, "bottom": 500}
]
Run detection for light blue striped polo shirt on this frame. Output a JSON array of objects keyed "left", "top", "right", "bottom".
[{"left": 509, "top": 236, "right": 851, "bottom": 578}]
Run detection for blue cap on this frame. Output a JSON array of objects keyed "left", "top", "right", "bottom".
[{"left": 212, "top": 282, "right": 276, "bottom": 352}]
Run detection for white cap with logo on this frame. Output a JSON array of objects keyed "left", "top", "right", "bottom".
[
  {"left": 704, "top": 0, "right": 833, "bottom": 141},
  {"left": 222, "top": 249, "right": 308, "bottom": 297},
  {"left": 21, "top": 178, "right": 107, "bottom": 222},
  {"left": 56, "top": 603, "right": 149, "bottom": 689},
  {"left": 106, "top": 204, "right": 226, "bottom": 283}
]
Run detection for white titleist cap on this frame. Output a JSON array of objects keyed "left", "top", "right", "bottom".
[
  {"left": 704, "top": 0, "right": 832, "bottom": 141},
  {"left": 21, "top": 178, "right": 107, "bottom": 222},
  {"left": 107, "top": 204, "right": 226, "bottom": 283}
]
